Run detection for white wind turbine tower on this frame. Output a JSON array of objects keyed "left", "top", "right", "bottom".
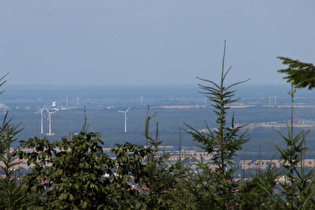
[
  {"left": 35, "top": 105, "right": 46, "bottom": 134},
  {"left": 40, "top": 105, "right": 45, "bottom": 134},
  {"left": 45, "top": 108, "right": 57, "bottom": 136},
  {"left": 119, "top": 107, "right": 131, "bottom": 132}
]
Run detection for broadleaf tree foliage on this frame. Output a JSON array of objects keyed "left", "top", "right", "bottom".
[
  {"left": 17, "top": 106, "right": 187, "bottom": 209},
  {"left": 18, "top": 133, "right": 116, "bottom": 209}
]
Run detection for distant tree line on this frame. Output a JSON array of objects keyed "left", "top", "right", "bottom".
[{"left": 1, "top": 43, "right": 314, "bottom": 209}]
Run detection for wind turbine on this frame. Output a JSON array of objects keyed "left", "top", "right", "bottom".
[
  {"left": 35, "top": 105, "right": 46, "bottom": 134},
  {"left": 45, "top": 108, "right": 57, "bottom": 136},
  {"left": 40, "top": 105, "right": 45, "bottom": 134},
  {"left": 119, "top": 107, "right": 131, "bottom": 132}
]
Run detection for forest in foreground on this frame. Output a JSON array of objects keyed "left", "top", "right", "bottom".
[{"left": 1, "top": 52, "right": 315, "bottom": 209}]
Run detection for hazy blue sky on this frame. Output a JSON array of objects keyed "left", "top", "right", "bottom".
[{"left": 1, "top": 0, "right": 314, "bottom": 86}]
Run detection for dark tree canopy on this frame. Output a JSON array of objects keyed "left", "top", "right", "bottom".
[{"left": 277, "top": 56, "right": 315, "bottom": 89}]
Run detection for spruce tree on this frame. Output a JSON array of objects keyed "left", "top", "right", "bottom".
[
  {"left": 184, "top": 41, "right": 249, "bottom": 209},
  {"left": 0, "top": 113, "right": 25, "bottom": 210},
  {"left": 276, "top": 58, "right": 315, "bottom": 208},
  {"left": 0, "top": 73, "right": 8, "bottom": 156},
  {"left": 0, "top": 74, "right": 26, "bottom": 209},
  {"left": 110, "top": 106, "right": 188, "bottom": 209}
]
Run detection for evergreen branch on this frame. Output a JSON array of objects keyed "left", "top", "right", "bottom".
[{"left": 277, "top": 56, "right": 315, "bottom": 89}]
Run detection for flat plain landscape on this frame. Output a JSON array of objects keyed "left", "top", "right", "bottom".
[{"left": 2, "top": 84, "right": 315, "bottom": 161}]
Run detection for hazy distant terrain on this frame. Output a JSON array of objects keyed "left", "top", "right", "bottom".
[{"left": 1, "top": 84, "right": 315, "bottom": 159}]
